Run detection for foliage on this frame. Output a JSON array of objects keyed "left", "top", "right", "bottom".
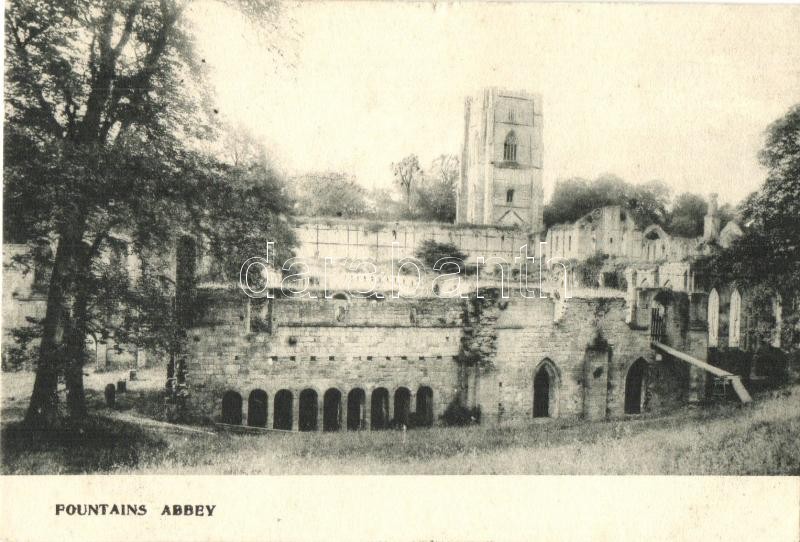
[
  {"left": 695, "top": 104, "right": 800, "bottom": 350},
  {"left": 668, "top": 193, "right": 707, "bottom": 237},
  {"left": 577, "top": 253, "right": 608, "bottom": 288},
  {"left": 366, "top": 187, "right": 410, "bottom": 221},
  {"left": 413, "top": 154, "right": 458, "bottom": 223},
  {"left": 391, "top": 154, "right": 423, "bottom": 208},
  {"left": 442, "top": 404, "right": 481, "bottom": 427},
  {"left": 601, "top": 261, "right": 629, "bottom": 290},
  {"left": 543, "top": 174, "right": 670, "bottom": 229},
  {"left": 415, "top": 240, "right": 467, "bottom": 271},
  {"left": 2, "top": 318, "right": 43, "bottom": 371},
  {"left": 291, "top": 171, "right": 369, "bottom": 219},
  {"left": 3, "top": 0, "right": 292, "bottom": 426}
]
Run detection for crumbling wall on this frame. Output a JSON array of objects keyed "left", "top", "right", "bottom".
[{"left": 185, "top": 287, "right": 688, "bottom": 427}]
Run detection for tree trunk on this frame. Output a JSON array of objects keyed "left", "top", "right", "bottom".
[
  {"left": 24, "top": 228, "right": 80, "bottom": 428},
  {"left": 64, "top": 272, "right": 92, "bottom": 420}
]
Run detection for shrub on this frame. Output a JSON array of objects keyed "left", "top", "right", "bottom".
[
  {"left": 577, "top": 253, "right": 607, "bottom": 288},
  {"left": 442, "top": 403, "right": 481, "bottom": 426},
  {"left": 415, "top": 239, "right": 467, "bottom": 272}
]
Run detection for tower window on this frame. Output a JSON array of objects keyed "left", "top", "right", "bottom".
[
  {"left": 508, "top": 108, "right": 515, "bottom": 122},
  {"left": 503, "top": 131, "right": 517, "bottom": 162},
  {"left": 506, "top": 189, "right": 515, "bottom": 204}
]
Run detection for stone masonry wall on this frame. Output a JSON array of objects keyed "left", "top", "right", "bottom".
[
  {"left": 186, "top": 291, "right": 464, "bottom": 428},
  {"left": 185, "top": 288, "right": 687, "bottom": 428}
]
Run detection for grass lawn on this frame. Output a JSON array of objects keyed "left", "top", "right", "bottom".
[{"left": 1, "top": 369, "right": 799, "bottom": 475}]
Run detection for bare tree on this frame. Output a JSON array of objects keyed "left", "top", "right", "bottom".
[{"left": 391, "top": 154, "right": 422, "bottom": 209}]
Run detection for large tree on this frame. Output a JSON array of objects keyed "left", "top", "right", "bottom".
[
  {"left": 696, "top": 104, "right": 800, "bottom": 348},
  {"left": 414, "top": 154, "right": 458, "bottom": 223},
  {"left": 291, "top": 172, "right": 369, "bottom": 219},
  {"left": 669, "top": 192, "right": 707, "bottom": 238},
  {"left": 391, "top": 154, "right": 422, "bottom": 210},
  {"left": 4, "top": 0, "right": 293, "bottom": 428},
  {"left": 543, "top": 174, "right": 670, "bottom": 229}
]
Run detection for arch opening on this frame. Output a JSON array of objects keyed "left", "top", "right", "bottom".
[
  {"left": 371, "top": 387, "right": 390, "bottom": 430},
  {"left": 416, "top": 386, "right": 434, "bottom": 428},
  {"left": 624, "top": 359, "right": 648, "bottom": 414},
  {"left": 221, "top": 391, "right": 243, "bottom": 425},
  {"left": 533, "top": 360, "right": 558, "bottom": 418},
  {"left": 394, "top": 387, "right": 411, "bottom": 428},
  {"left": 273, "top": 390, "right": 293, "bottom": 430},
  {"left": 247, "top": 389, "right": 268, "bottom": 427},
  {"left": 347, "top": 388, "right": 366, "bottom": 430},
  {"left": 323, "top": 388, "right": 342, "bottom": 431},
  {"left": 299, "top": 389, "right": 318, "bottom": 431},
  {"left": 503, "top": 131, "right": 517, "bottom": 161}
]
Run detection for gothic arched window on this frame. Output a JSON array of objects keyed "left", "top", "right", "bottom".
[{"left": 503, "top": 131, "right": 517, "bottom": 162}]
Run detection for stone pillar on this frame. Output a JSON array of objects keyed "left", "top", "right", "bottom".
[
  {"left": 703, "top": 193, "right": 721, "bottom": 242},
  {"left": 583, "top": 344, "right": 610, "bottom": 421},
  {"left": 341, "top": 394, "right": 348, "bottom": 431},
  {"left": 625, "top": 268, "right": 637, "bottom": 325},
  {"left": 292, "top": 391, "right": 299, "bottom": 431},
  {"left": 364, "top": 392, "right": 371, "bottom": 430},
  {"left": 317, "top": 396, "right": 324, "bottom": 431},
  {"left": 267, "top": 398, "right": 274, "bottom": 430}
]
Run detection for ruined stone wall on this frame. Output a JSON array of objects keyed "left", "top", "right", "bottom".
[
  {"left": 185, "top": 287, "right": 680, "bottom": 428},
  {"left": 185, "top": 291, "right": 465, "bottom": 427},
  {"left": 480, "top": 296, "right": 658, "bottom": 424},
  {"left": 293, "top": 216, "right": 531, "bottom": 264}
]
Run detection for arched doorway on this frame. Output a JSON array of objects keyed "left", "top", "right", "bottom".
[
  {"left": 371, "top": 388, "right": 389, "bottom": 430},
  {"left": 247, "top": 389, "right": 268, "bottom": 427},
  {"left": 624, "top": 359, "right": 648, "bottom": 414},
  {"left": 416, "top": 386, "right": 434, "bottom": 427},
  {"left": 221, "top": 391, "right": 243, "bottom": 425},
  {"left": 299, "top": 389, "right": 318, "bottom": 431},
  {"left": 347, "top": 388, "right": 366, "bottom": 430},
  {"left": 533, "top": 360, "right": 558, "bottom": 418},
  {"left": 394, "top": 387, "right": 411, "bottom": 428},
  {"left": 323, "top": 388, "right": 342, "bottom": 431},
  {"left": 273, "top": 390, "right": 293, "bottom": 430}
]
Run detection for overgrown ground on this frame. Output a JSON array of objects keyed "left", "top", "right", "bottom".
[{"left": 1, "top": 369, "right": 799, "bottom": 474}]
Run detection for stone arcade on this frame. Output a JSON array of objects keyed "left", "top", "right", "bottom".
[{"left": 181, "top": 265, "right": 717, "bottom": 429}]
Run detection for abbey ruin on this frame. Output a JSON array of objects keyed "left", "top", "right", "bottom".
[
  {"left": 3, "top": 88, "right": 782, "bottom": 431},
  {"left": 173, "top": 88, "right": 777, "bottom": 431}
]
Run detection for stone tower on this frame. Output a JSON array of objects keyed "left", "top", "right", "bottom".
[{"left": 456, "top": 88, "right": 544, "bottom": 234}]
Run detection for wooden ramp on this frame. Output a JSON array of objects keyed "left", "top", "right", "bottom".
[
  {"left": 214, "top": 423, "right": 296, "bottom": 435},
  {"left": 652, "top": 341, "right": 752, "bottom": 405},
  {"left": 103, "top": 410, "right": 217, "bottom": 435}
]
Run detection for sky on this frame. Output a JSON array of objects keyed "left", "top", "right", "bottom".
[{"left": 189, "top": 2, "right": 800, "bottom": 205}]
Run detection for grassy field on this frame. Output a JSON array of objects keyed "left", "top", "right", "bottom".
[{"left": 1, "top": 369, "right": 799, "bottom": 474}]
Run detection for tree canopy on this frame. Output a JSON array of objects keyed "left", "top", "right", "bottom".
[
  {"left": 4, "top": 0, "right": 294, "bottom": 427},
  {"left": 695, "top": 103, "right": 800, "bottom": 347},
  {"left": 290, "top": 172, "right": 369, "bottom": 219},
  {"left": 543, "top": 174, "right": 671, "bottom": 229}
]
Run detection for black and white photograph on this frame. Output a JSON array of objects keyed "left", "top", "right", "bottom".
[{"left": 1, "top": 1, "right": 799, "bottom": 540}]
